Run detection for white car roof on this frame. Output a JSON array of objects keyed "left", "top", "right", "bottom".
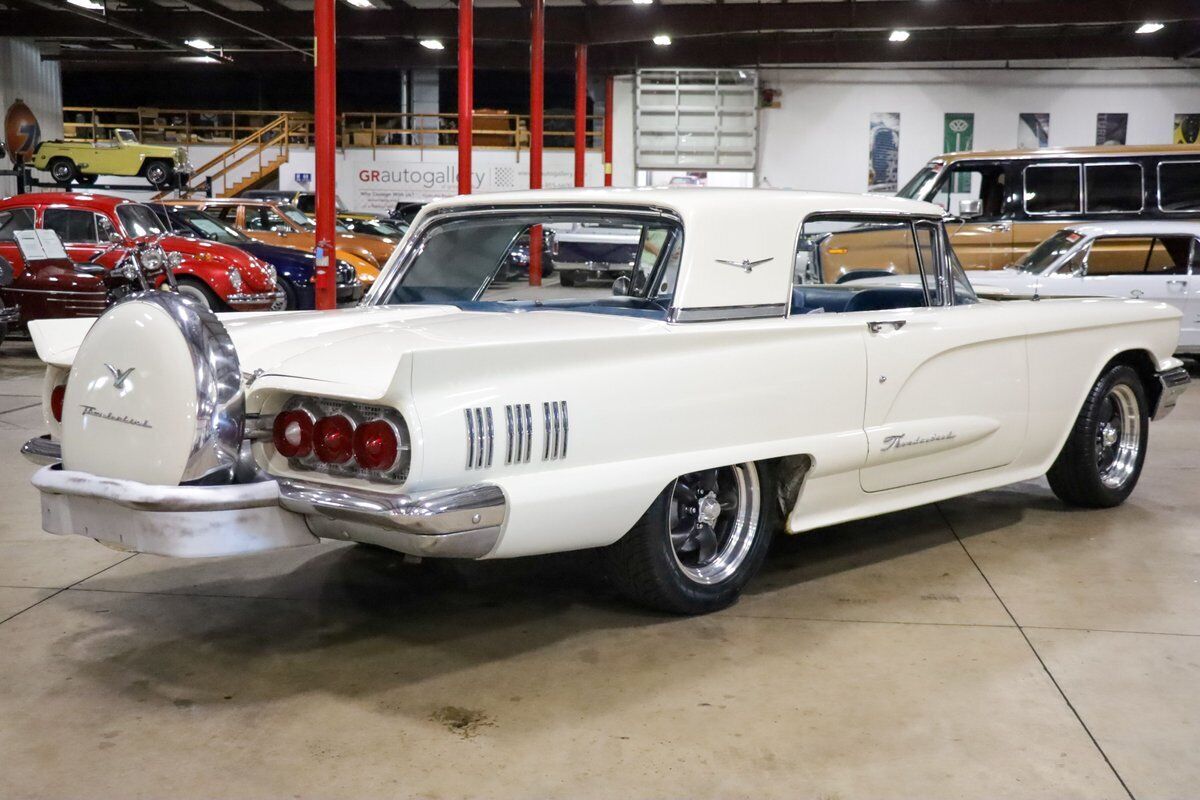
[
  {"left": 1063, "top": 220, "right": 1200, "bottom": 239},
  {"left": 426, "top": 186, "right": 945, "bottom": 219}
]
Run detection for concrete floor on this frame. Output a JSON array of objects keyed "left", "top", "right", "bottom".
[{"left": 0, "top": 339, "right": 1197, "bottom": 800}]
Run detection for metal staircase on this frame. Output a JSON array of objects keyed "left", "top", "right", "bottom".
[{"left": 155, "top": 112, "right": 310, "bottom": 200}]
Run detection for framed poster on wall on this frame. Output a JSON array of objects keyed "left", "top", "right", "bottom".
[
  {"left": 868, "top": 112, "right": 900, "bottom": 193},
  {"left": 1096, "top": 113, "right": 1129, "bottom": 145},
  {"left": 943, "top": 113, "right": 974, "bottom": 192},
  {"left": 1018, "top": 113, "right": 1050, "bottom": 148},
  {"left": 1174, "top": 114, "right": 1200, "bottom": 144}
]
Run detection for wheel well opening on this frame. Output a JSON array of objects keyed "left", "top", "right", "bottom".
[{"left": 1105, "top": 349, "right": 1159, "bottom": 409}]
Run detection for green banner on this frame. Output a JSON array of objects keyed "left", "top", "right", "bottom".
[{"left": 944, "top": 113, "right": 974, "bottom": 192}]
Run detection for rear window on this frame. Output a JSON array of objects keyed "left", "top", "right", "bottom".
[
  {"left": 1085, "top": 163, "right": 1143, "bottom": 213},
  {"left": 1024, "top": 165, "right": 1081, "bottom": 215},
  {"left": 1158, "top": 161, "right": 1200, "bottom": 213}
]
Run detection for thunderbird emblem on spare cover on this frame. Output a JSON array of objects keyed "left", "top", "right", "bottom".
[
  {"left": 715, "top": 257, "right": 774, "bottom": 273},
  {"left": 104, "top": 364, "right": 135, "bottom": 389}
]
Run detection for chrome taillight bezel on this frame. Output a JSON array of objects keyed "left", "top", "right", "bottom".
[{"left": 275, "top": 395, "right": 411, "bottom": 484}]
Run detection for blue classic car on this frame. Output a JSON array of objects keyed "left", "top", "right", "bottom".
[{"left": 151, "top": 204, "right": 362, "bottom": 310}]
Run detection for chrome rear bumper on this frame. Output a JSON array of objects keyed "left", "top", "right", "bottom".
[
  {"left": 1153, "top": 366, "right": 1191, "bottom": 421},
  {"left": 23, "top": 437, "right": 505, "bottom": 560}
]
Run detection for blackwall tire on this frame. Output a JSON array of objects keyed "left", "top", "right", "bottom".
[
  {"left": 48, "top": 158, "right": 76, "bottom": 186},
  {"left": 270, "top": 279, "right": 297, "bottom": 311},
  {"left": 144, "top": 161, "right": 173, "bottom": 187},
  {"left": 1047, "top": 364, "right": 1149, "bottom": 509},
  {"left": 559, "top": 271, "right": 581, "bottom": 288},
  {"left": 76, "top": 174, "right": 98, "bottom": 186},
  {"left": 176, "top": 278, "right": 223, "bottom": 312},
  {"left": 604, "top": 461, "right": 776, "bottom": 615}
]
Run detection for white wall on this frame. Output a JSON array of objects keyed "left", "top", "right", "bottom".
[
  {"left": 756, "top": 66, "right": 1200, "bottom": 194},
  {"left": 0, "top": 38, "right": 63, "bottom": 197}
]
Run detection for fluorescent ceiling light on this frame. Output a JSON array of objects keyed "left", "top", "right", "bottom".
[
  {"left": 631, "top": 0, "right": 653, "bottom": 4},
  {"left": 652, "top": 34, "right": 671, "bottom": 46},
  {"left": 419, "top": 39, "right": 445, "bottom": 50},
  {"left": 889, "top": 30, "right": 911, "bottom": 42},
  {"left": 345, "top": 0, "right": 374, "bottom": 7},
  {"left": 67, "top": 0, "right": 105, "bottom": 10},
  {"left": 1135, "top": 22, "right": 1164, "bottom": 34},
  {"left": 185, "top": 38, "right": 214, "bottom": 50}
]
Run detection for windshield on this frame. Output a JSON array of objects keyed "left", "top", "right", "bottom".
[
  {"left": 115, "top": 129, "right": 138, "bottom": 144},
  {"left": 168, "top": 207, "right": 248, "bottom": 244},
  {"left": 1014, "top": 229, "right": 1085, "bottom": 273},
  {"left": 377, "top": 211, "right": 682, "bottom": 316},
  {"left": 117, "top": 203, "right": 166, "bottom": 237},
  {"left": 896, "top": 165, "right": 942, "bottom": 200},
  {"left": 278, "top": 204, "right": 316, "bottom": 230}
]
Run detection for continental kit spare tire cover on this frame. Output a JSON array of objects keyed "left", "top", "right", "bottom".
[{"left": 61, "top": 291, "right": 244, "bottom": 485}]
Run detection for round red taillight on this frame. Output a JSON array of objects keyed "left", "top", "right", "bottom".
[
  {"left": 50, "top": 384, "right": 66, "bottom": 423},
  {"left": 313, "top": 415, "right": 355, "bottom": 464},
  {"left": 353, "top": 419, "right": 399, "bottom": 471},
  {"left": 273, "top": 409, "right": 314, "bottom": 459}
]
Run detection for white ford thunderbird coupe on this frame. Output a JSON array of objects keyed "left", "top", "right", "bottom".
[{"left": 20, "top": 188, "right": 1192, "bottom": 614}]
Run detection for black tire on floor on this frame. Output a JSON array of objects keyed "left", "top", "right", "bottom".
[
  {"left": 1047, "top": 363, "right": 1149, "bottom": 509},
  {"left": 48, "top": 157, "right": 76, "bottom": 186},
  {"left": 559, "top": 270, "right": 581, "bottom": 288},
  {"left": 75, "top": 174, "right": 98, "bottom": 186},
  {"left": 271, "top": 278, "right": 297, "bottom": 311},
  {"left": 604, "top": 461, "right": 776, "bottom": 615}
]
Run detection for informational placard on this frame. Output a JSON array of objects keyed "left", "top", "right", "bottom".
[
  {"left": 868, "top": 112, "right": 900, "bottom": 193},
  {"left": 14, "top": 229, "right": 69, "bottom": 262}
]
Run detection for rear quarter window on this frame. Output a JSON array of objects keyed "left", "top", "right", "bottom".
[{"left": 1158, "top": 161, "right": 1200, "bottom": 213}]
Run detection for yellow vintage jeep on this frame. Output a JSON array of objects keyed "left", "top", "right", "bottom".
[{"left": 31, "top": 128, "right": 192, "bottom": 188}]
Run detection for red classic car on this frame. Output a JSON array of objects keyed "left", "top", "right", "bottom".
[{"left": 0, "top": 192, "right": 277, "bottom": 312}]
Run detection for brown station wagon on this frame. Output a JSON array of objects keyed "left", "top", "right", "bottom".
[{"left": 898, "top": 144, "right": 1200, "bottom": 269}]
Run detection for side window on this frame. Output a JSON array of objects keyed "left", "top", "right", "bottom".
[
  {"left": 1084, "top": 237, "right": 1189, "bottom": 276},
  {"left": 929, "top": 164, "right": 1008, "bottom": 220},
  {"left": 913, "top": 222, "right": 945, "bottom": 306},
  {"left": 43, "top": 208, "right": 99, "bottom": 243},
  {"left": 1158, "top": 161, "right": 1200, "bottom": 213},
  {"left": 0, "top": 208, "right": 36, "bottom": 242},
  {"left": 1085, "top": 163, "right": 1143, "bottom": 213},
  {"left": 1024, "top": 164, "right": 1081, "bottom": 215},
  {"left": 792, "top": 217, "right": 931, "bottom": 314},
  {"left": 95, "top": 214, "right": 116, "bottom": 242},
  {"left": 211, "top": 206, "right": 239, "bottom": 225}
]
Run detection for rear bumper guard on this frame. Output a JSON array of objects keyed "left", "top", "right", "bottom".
[{"left": 24, "top": 439, "right": 506, "bottom": 560}]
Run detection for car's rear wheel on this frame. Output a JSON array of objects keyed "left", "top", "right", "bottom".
[
  {"left": 605, "top": 461, "right": 774, "bottom": 614},
  {"left": 1047, "top": 364, "right": 1149, "bottom": 508},
  {"left": 175, "top": 277, "right": 223, "bottom": 312},
  {"left": 75, "top": 173, "right": 98, "bottom": 187},
  {"left": 144, "top": 160, "right": 173, "bottom": 187},
  {"left": 559, "top": 270, "right": 581, "bottom": 288},
  {"left": 48, "top": 157, "right": 76, "bottom": 186}
]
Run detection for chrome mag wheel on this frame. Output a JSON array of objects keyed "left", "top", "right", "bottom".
[
  {"left": 1096, "top": 383, "right": 1142, "bottom": 490},
  {"left": 668, "top": 464, "right": 761, "bottom": 585}
]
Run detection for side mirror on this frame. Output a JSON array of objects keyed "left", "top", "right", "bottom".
[
  {"left": 108, "top": 231, "right": 122, "bottom": 243},
  {"left": 611, "top": 276, "right": 631, "bottom": 296},
  {"left": 957, "top": 199, "right": 983, "bottom": 219}
]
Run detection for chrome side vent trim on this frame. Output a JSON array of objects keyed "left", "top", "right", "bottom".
[
  {"left": 464, "top": 406, "right": 494, "bottom": 469},
  {"left": 504, "top": 403, "right": 533, "bottom": 464},
  {"left": 542, "top": 400, "right": 568, "bottom": 461}
]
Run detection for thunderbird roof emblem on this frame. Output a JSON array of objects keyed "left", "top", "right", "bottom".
[
  {"left": 104, "top": 363, "right": 135, "bottom": 389},
  {"left": 715, "top": 257, "right": 774, "bottom": 273}
]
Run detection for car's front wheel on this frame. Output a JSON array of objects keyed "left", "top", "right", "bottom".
[
  {"left": 144, "top": 160, "right": 174, "bottom": 187},
  {"left": 175, "top": 277, "right": 223, "bottom": 312},
  {"left": 269, "top": 279, "right": 297, "bottom": 311},
  {"left": 1047, "top": 363, "right": 1149, "bottom": 508},
  {"left": 47, "top": 157, "right": 77, "bottom": 186},
  {"left": 605, "top": 461, "right": 774, "bottom": 614}
]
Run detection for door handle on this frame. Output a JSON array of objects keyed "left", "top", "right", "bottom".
[
  {"left": 985, "top": 222, "right": 1011, "bottom": 232},
  {"left": 867, "top": 320, "right": 907, "bottom": 334}
]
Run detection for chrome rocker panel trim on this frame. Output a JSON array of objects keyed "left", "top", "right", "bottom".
[
  {"left": 278, "top": 479, "right": 506, "bottom": 560},
  {"left": 1153, "top": 365, "right": 1191, "bottom": 421},
  {"left": 21, "top": 434, "right": 61, "bottom": 466}
]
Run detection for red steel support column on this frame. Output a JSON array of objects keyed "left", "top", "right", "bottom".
[
  {"left": 573, "top": 44, "right": 587, "bottom": 187},
  {"left": 457, "top": 0, "right": 473, "bottom": 195},
  {"left": 528, "top": 0, "right": 545, "bottom": 286},
  {"left": 603, "top": 75, "right": 614, "bottom": 187},
  {"left": 313, "top": 0, "right": 337, "bottom": 309}
]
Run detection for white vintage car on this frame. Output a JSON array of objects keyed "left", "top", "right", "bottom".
[
  {"left": 19, "top": 188, "right": 1192, "bottom": 614},
  {"left": 964, "top": 221, "right": 1200, "bottom": 354}
]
